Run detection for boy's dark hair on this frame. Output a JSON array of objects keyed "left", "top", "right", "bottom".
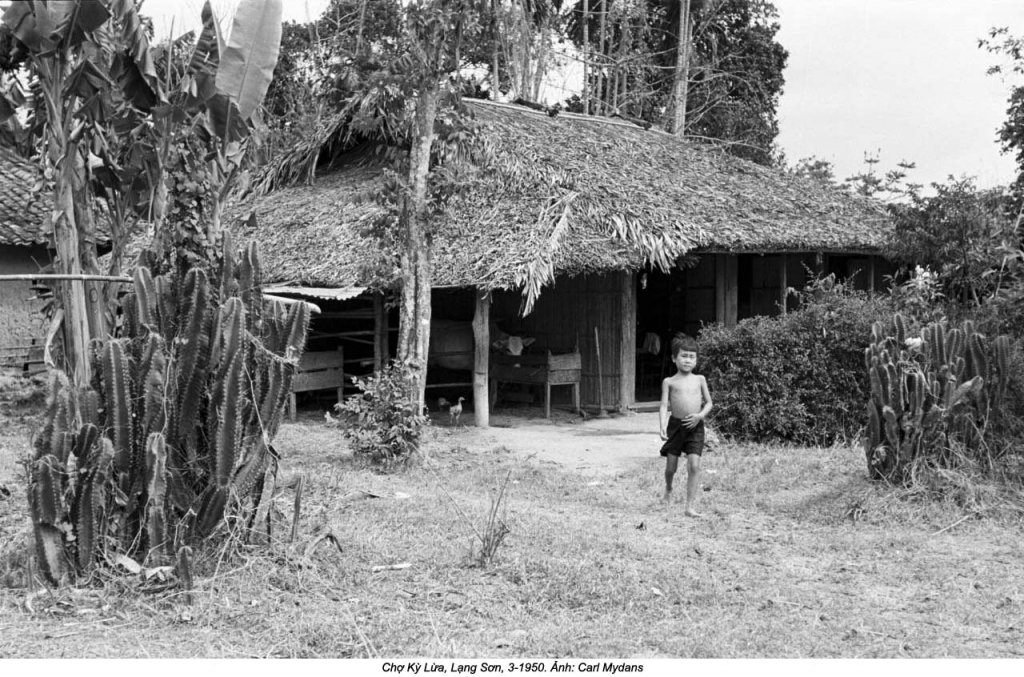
[{"left": 670, "top": 334, "right": 699, "bottom": 358}]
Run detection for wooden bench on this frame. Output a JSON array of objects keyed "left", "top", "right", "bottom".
[
  {"left": 289, "top": 348, "right": 345, "bottom": 420},
  {"left": 0, "top": 340, "right": 45, "bottom": 376},
  {"left": 490, "top": 350, "right": 581, "bottom": 418}
]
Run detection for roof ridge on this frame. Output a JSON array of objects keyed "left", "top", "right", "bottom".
[{"left": 465, "top": 98, "right": 677, "bottom": 136}]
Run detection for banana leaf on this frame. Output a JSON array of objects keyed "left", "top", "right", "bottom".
[{"left": 214, "top": 0, "right": 282, "bottom": 121}]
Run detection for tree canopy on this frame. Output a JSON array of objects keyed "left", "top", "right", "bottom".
[{"left": 261, "top": 0, "right": 788, "bottom": 166}]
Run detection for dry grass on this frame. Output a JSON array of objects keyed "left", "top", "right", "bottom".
[{"left": 1, "top": 405, "right": 1023, "bottom": 658}]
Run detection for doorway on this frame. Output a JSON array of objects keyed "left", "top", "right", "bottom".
[{"left": 634, "top": 257, "right": 717, "bottom": 402}]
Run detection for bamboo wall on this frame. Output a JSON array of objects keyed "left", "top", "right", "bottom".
[
  {"left": 0, "top": 244, "right": 49, "bottom": 355},
  {"left": 493, "top": 272, "right": 628, "bottom": 410}
]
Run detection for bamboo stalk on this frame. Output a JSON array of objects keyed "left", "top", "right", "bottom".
[
  {"left": 594, "top": 326, "right": 608, "bottom": 417},
  {"left": 0, "top": 274, "right": 132, "bottom": 282}
]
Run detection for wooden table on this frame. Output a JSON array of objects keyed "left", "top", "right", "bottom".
[{"left": 490, "top": 350, "right": 581, "bottom": 418}]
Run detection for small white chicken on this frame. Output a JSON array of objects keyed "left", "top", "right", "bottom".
[{"left": 449, "top": 396, "right": 465, "bottom": 426}]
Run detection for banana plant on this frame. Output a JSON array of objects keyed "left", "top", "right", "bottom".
[{"left": 0, "top": 0, "right": 284, "bottom": 385}]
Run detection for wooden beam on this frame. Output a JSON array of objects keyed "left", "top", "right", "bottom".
[
  {"left": 715, "top": 253, "right": 739, "bottom": 328},
  {"left": 867, "top": 256, "right": 876, "bottom": 293},
  {"left": 778, "top": 253, "right": 788, "bottom": 314},
  {"left": 472, "top": 289, "right": 491, "bottom": 427},
  {"left": 618, "top": 271, "right": 636, "bottom": 411},
  {"left": 373, "top": 293, "right": 388, "bottom": 370},
  {"left": 715, "top": 254, "right": 726, "bottom": 325},
  {"left": 0, "top": 273, "right": 131, "bottom": 282}
]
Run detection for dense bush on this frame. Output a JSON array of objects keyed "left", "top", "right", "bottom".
[
  {"left": 336, "top": 362, "right": 429, "bottom": 467},
  {"left": 699, "top": 276, "right": 895, "bottom": 445}
]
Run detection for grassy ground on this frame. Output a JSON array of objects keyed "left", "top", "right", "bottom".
[{"left": 1, "top": 398, "right": 1024, "bottom": 658}]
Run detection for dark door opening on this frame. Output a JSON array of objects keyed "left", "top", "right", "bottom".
[{"left": 634, "top": 257, "right": 717, "bottom": 402}]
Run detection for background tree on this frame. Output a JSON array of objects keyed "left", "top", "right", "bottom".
[
  {"left": 981, "top": 27, "right": 1024, "bottom": 219},
  {"left": 787, "top": 155, "right": 836, "bottom": 185},
  {"left": 842, "top": 152, "right": 921, "bottom": 203},
  {"left": 681, "top": 0, "right": 787, "bottom": 163},
  {"left": 888, "top": 178, "right": 1015, "bottom": 307},
  {"left": 564, "top": 0, "right": 787, "bottom": 164}
]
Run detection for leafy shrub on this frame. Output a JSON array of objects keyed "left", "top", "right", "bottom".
[
  {"left": 887, "top": 265, "right": 947, "bottom": 323},
  {"left": 699, "top": 276, "right": 895, "bottom": 445},
  {"left": 336, "top": 362, "right": 429, "bottom": 467}
]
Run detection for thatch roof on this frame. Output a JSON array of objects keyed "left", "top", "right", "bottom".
[
  {"left": 0, "top": 147, "right": 47, "bottom": 246},
  {"left": 231, "top": 99, "right": 892, "bottom": 295}
]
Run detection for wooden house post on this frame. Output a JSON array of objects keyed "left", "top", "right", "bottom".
[
  {"left": 715, "top": 254, "right": 738, "bottom": 328},
  {"left": 778, "top": 253, "right": 788, "bottom": 314},
  {"left": 867, "top": 256, "right": 876, "bottom": 293},
  {"left": 373, "top": 292, "right": 389, "bottom": 370},
  {"left": 472, "top": 289, "right": 491, "bottom": 427},
  {"left": 618, "top": 271, "right": 636, "bottom": 410}
]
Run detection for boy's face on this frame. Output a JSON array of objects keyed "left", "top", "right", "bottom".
[{"left": 674, "top": 350, "right": 697, "bottom": 373}]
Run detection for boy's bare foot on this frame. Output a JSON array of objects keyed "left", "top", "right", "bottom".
[
  {"left": 663, "top": 490, "right": 672, "bottom": 503},
  {"left": 684, "top": 508, "right": 702, "bottom": 518}
]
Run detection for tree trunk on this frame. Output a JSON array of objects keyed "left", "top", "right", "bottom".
[
  {"left": 397, "top": 82, "right": 439, "bottom": 412},
  {"left": 491, "top": 2, "right": 501, "bottom": 100},
  {"left": 472, "top": 290, "right": 490, "bottom": 427},
  {"left": 582, "top": 0, "right": 590, "bottom": 115},
  {"left": 668, "top": 0, "right": 693, "bottom": 135},
  {"left": 610, "top": 15, "right": 620, "bottom": 113},
  {"left": 617, "top": 17, "right": 631, "bottom": 114},
  {"left": 597, "top": 0, "right": 607, "bottom": 115},
  {"left": 355, "top": 0, "right": 369, "bottom": 53},
  {"left": 518, "top": 3, "right": 530, "bottom": 99},
  {"left": 531, "top": 21, "right": 549, "bottom": 101}
]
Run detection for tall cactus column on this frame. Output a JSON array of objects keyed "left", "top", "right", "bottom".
[
  {"left": 864, "top": 313, "right": 1011, "bottom": 483},
  {"left": 27, "top": 236, "right": 310, "bottom": 585}
]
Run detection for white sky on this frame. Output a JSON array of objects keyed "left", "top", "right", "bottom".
[
  {"left": 774, "top": 0, "right": 1021, "bottom": 189},
  {"left": 143, "top": 0, "right": 1022, "bottom": 190}
]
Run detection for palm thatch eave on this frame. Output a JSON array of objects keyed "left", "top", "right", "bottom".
[{"left": 230, "top": 98, "right": 893, "bottom": 302}]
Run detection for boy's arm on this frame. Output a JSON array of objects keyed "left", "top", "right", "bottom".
[
  {"left": 658, "top": 378, "right": 670, "bottom": 439},
  {"left": 697, "top": 375, "right": 713, "bottom": 419}
]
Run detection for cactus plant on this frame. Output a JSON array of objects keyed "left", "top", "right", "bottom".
[
  {"left": 864, "top": 313, "right": 1013, "bottom": 483},
  {"left": 27, "top": 233, "right": 310, "bottom": 584}
]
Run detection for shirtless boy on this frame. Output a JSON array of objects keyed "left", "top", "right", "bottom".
[{"left": 659, "top": 334, "right": 713, "bottom": 515}]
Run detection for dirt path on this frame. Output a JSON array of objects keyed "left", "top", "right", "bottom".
[{"left": 432, "top": 409, "right": 665, "bottom": 476}]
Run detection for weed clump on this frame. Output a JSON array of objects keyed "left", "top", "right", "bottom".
[{"left": 0, "top": 372, "right": 46, "bottom": 408}]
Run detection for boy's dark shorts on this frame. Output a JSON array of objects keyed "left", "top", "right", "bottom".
[{"left": 660, "top": 417, "right": 705, "bottom": 457}]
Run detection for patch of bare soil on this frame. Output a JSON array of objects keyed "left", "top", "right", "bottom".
[{"left": 431, "top": 407, "right": 663, "bottom": 477}]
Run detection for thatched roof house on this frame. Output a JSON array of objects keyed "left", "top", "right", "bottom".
[
  {"left": 231, "top": 99, "right": 894, "bottom": 417},
  {"left": 236, "top": 99, "right": 890, "bottom": 296},
  {"left": 0, "top": 147, "right": 49, "bottom": 368},
  {"left": 0, "top": 147, "right": 47, "bottom": 246}
]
